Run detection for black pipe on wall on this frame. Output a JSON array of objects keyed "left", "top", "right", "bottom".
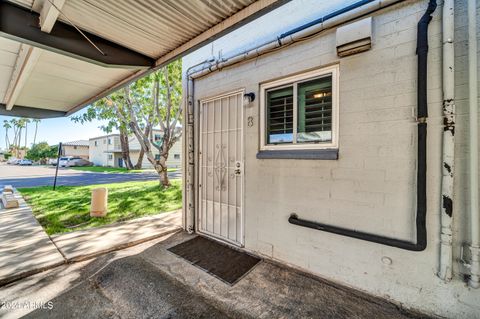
[{"left": 288, "top": 0, "right": 437, "bottom": 252}]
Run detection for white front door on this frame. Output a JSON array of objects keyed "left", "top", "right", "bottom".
[{"left": 198, "top": 90, "right": 244, "bottom": 246}]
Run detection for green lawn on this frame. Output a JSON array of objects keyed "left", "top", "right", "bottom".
[
  {"left": 69, "top": 166, "right": 178, "bottom": 173},
  {"left": 19, "top": 180, "right": 182, "bottom": 235}
]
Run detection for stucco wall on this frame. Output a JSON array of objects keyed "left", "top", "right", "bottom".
[
  {"left": 183, "top": 0, "right": 480, "bottom": 317},
  {"left": 128, "top": 132, "right": 183, "bottom": 168},
  {"left": 89, "top": 133, "right": 182, "bottom": 168},
  {"left": 62, "top": 145, "right": 89, "bottom": 159},
  {"left": 88, "top": 135, "right": 119, "bottom": 167}
]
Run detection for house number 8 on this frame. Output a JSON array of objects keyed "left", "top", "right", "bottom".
[{"left": 247, "top": 116, "right": 254, "bottom": 127}]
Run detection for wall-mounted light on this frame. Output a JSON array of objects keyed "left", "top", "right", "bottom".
[{"left": 243, "top": 92, "right": 255, "bottom": 106}]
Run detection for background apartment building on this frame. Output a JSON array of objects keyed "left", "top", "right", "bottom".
[{"left": 89, "top": 130, "right": 182, "bottom": 169}]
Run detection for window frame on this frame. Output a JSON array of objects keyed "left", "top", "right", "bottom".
[{"left": 259, "top": 65, "right": 339, "bottom": 151}]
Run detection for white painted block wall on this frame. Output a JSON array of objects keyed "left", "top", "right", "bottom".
[{"left": 183, "top": 0, "right": 480, "bottom": 317}]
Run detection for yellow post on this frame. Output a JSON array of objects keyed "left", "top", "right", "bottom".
[{"left": 90, "top": 187, "right": 108, "bottom": 217}]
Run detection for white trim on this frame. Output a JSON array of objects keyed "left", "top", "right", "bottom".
[{"left": 259, "top": 65, "right": 340, "bottom": 151}]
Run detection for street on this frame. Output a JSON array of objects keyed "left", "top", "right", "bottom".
[{"left": 0, "top": 164, "right": 181, "bottom": 188}]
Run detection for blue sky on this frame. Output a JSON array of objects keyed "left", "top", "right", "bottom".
[{"left": 0, "top": 110, "right": 110, "bottom": 149}]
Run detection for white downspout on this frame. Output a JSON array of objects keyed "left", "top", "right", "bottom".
[
  {"left": 438, "top": 0, "right": 455, "bottom": 282},
  {"left": 468, "top": 0, "right": 480, "bottom": 289}
]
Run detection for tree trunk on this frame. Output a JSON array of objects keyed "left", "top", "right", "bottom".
[
  {"left": 153, "top": 155, "right": 170, "bottom": 187},
  {"left": 133, "top": 124, "right": 151, "bottom": 169},
  {"left": 134, "top": 149, "right": 145, "bottom": 169},
  {"left": 119, "top": 128, "right": 134, "bottom": 169},
  {"left": 24, "top": 123, "right": 28, "bottom": 148},
  {"left": 5, "top": 131, "right": 8, "bottom": 150},
  {"left": 33, "top": 122, "right": 38, "bottom": 145},
  {"left": 17, "top": 128, "right": 22, "bottom": 157}
]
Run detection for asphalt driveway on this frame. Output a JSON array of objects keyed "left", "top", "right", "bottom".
[{"left": 0, "top": 164, "right": 181, "bottom": 188}]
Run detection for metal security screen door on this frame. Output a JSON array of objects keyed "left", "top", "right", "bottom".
[{"left": 198, "top": 90, "right": 244, "bottom": 246}]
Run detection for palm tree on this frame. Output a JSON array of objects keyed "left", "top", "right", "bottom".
[
  {"left": 3, "top": 120, "right": 11, "bottom": 150},
  {"left": 24, "top": 119, "right": 30, "bottom": 148},
  {"left": 32, "top": 119, "right": 40, "bottom": 145},
  {"left": 15, "top": 119, "right": 26, "bottom": 157},
  {"left": 9, "top": 119, "right": 19, "bottom": 156}
]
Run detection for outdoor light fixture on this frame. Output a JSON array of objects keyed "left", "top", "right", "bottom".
[{"left": 243, "top": 92, "right": 255, "bottom": 106}]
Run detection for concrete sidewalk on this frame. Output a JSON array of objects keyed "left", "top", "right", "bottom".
[
  {"left": 52, "top": 210, "right": 182, "bottom": 262},
  {"left": 0, "top": 189, "right": 181, "bottom": 286},
  {"left": 0, "top": 192, "right": 65, "bottom": 286},
  {"left": 3, "top": 232, "right": 428, "bottom": 319}
]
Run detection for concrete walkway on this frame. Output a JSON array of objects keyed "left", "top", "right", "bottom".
[
  {"left": 0, "top": 232, "right": 429, "bottom": 319},
  {"left": 0, "top": 192, "right": 65, "bottom": 286},
  {"left": 52, "top": 210, "right": 182, "bottom": 262},
  {"left": 0, "top": 188, "right": 181, "bottom": 286}
]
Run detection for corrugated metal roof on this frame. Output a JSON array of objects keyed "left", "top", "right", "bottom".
[
  {"left": 60, "top": 0, "right": 257, "bottom": 58},
  {"left": 63, "top": 140, "right": 89, "bottom": 147},
  {"left": 0, "top": 0, "right": 286, "bottom": 116}
]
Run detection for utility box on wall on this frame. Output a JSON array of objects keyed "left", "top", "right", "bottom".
[{"left": 336, "top": 17, "right": 372, "bottom": 57}]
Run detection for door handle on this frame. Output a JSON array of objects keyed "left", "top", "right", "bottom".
[{"left": 234, "top": 161, "right": 243, "bottom": 176}]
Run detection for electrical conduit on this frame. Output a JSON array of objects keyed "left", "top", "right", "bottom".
[
  {"left": 438, "top": 0, "right": 455, "bottom": 281},
  {"left": 467, "top": 0, "right": 480, "bottom": 289}
]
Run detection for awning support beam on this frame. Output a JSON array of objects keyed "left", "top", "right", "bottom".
[
  {"left": 0, "top": 1, "right": 155, "bottom": 68},
  {"left": 0, "top": 104, "right": 66, "bottom": 118}
]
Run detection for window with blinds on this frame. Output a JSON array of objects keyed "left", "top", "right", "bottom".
[
  {"left": 297, "top": 76, "right": 332, "bottom": 143},
  {"left": 266, "top": 87, "right": 293, "bottom": 144},
  {"left": 263, "top": 69, "right": 336, "bottom": 149}
]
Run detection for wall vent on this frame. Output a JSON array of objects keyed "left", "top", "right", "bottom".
[{"left": 336, "top": 17, "right": 372, "bottom": 57}]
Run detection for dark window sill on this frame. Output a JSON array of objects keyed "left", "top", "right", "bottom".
[{"left": 256, "top": 149, "right": 338, "bottom": 160}]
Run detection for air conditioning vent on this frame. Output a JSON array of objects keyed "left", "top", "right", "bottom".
[{"left": 336, "top": 17, "right": 372, "bottom": 57}]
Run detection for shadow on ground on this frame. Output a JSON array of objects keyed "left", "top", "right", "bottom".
[
  {"left": 14, "top": 232, "right": 429, "bottom": 319},
  {"left": 23, "top": 256, "right": 229, "bottom": 319}
]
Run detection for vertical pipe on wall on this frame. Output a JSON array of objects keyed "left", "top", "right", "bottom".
[
  {"left": 468, "top": 0, "right": 480, "bottom": 289},
  {"left": 438, "top": 0, "right": 455, "bottom": 282},
  {"left": 185, "top": 75, "right": 195, "bottom": 233},
  {"left": 183, "top": 59, "right": 214, "bottom": 233}
]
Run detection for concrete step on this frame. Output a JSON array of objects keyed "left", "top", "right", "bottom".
[{"left": 1, "top": 193, "right": 19, "bottom": 209}]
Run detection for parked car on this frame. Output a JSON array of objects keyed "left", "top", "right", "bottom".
[
  {"left": 48, "top": 158, "right": 58, "bottom": 166},
  {"left": 67, "top": 157, "right": 91, "bottom": 167},
  {"left": 18, "top": 159, "right": 33, "bottom": 166},
  {"left": 7, "top": 158, "right": 20, "bottom": 165},
  {"left": 59, "top": 157, "right": 91, "bottom": 167}
]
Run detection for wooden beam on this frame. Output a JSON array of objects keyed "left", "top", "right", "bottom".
[
  {"left": 0, "top": 103, "right": 67, "bottom": 118},
  {"left": 36, "top": 0, "right": 65, "bottom": 33},
  {"left": 0, "top": 1, "right": 154, "bottom": 68},
  {"left": 4, "top": 45, "right": 41, "bottom": 110},
  {"left": 3, "top": 0, "right": 65, "bottom": 110}
]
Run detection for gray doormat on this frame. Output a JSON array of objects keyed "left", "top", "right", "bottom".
[{"left": 167, "top": 236, "right": 261, "bottom": 285}]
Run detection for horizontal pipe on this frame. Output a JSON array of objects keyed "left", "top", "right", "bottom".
[
  {"left": 279, "top": 0, "right": 375, "bottom": 38},
  {"left": 288, "top": 0, "right": 437, "bottom": 252},
  {"left": 190, "top": 0, "right": 404, "bottom": 79},
  {"left": 289, "top": 121, "right": 427, "bottom": 252}
]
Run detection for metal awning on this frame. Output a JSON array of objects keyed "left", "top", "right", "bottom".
[{"left": 0, "top": 0, "right": 287, "bottom": 118}]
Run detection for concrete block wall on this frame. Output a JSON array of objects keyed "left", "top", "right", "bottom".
[{"left": 184, "top": 0, "right": 480, "bottom": 317}]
